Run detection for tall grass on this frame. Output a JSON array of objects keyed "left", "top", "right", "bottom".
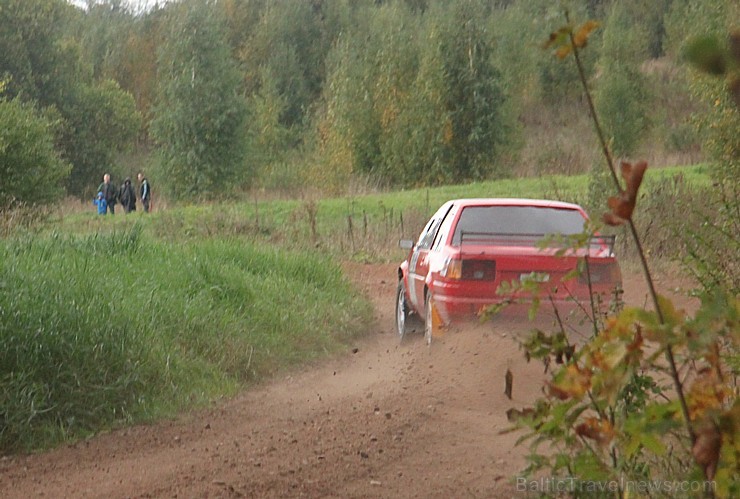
[
  {"left": 0, "top": 226, "right": 371, "bottom": 452},
  {"left": 107, "top": 164, "right": 709, "bottom": 263}
]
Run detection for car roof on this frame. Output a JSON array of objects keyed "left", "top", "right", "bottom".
[{"left": 448, "top": 198, "right": 584, "bottom": 211}]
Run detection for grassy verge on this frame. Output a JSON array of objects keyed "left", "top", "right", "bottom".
[
  {"left": 53, "top": 163, "right": 708, "bottom": 262},
  {"left": 0, "top": 226, "right": 371, "bottom": 452}
]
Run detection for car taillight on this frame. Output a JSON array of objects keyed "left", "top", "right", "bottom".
[
  {"left": 442, "top": 258, "right": 496, "bottom": 280},
  {"left": 579, "top": 261, "right": 621, "bottom": 284}
]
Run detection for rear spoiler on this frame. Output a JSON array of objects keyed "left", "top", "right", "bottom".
[{"left": 459, "top": 232, "right": 616, "bottom": 256}]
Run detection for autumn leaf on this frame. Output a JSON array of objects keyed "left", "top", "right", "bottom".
[
  {"left": 576, "top": 417, "right": 615, "bottom": 446},
  {"left": 555, "top": 44, "right": 573, "bottom": 60},
  {"left": 544, "top": 26, "right": 575, "bottom": 60},
  {"left": 544, "top": 21, "right": 599, "bottom": 59},
  {"left": 589, "top": 340, "right": 627, "bottom": 371},
  {"left": 687, "top": 367, "right": 729, "bottom": 420},
  {"left": 548, "top": 364, "right": 592, "bottom": 400},
  {"left": 573, "top": 21, "right": 600, "bottom": 48},
  {"left": 603, "top": 161, "right": 648, "bottom": 226},
  {"left": 543, "top": 27, "right": 571, "bottom": 50},
  {"left": 692, "top": 420, "right": 721, "bottom": 480}
]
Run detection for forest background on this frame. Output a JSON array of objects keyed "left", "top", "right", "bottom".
[{"left": 0, "top": 0, "right": 736, "bottom": 206}]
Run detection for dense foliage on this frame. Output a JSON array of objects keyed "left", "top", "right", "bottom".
[
  {"left": 505, "top": 9, "right": 739, "bottom": 498},
  {"left": 150, "top": 0, "right": 248, "bottom": 200},
  {"left": 0, "top": 96, "right": 71, "bottom": 207},
  {"left": 0, "top": 0, "right": 142, "bottom": 198},
  {"left": 0, "top": 226, "right": 371, "bottom": 451},
  {"left": 0, "top": 0, "right": 736, "bottom": 202}
]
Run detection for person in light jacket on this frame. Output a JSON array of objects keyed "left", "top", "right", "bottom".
[{"left": 137, "top": 172, "right": 151, "bottom": 213}]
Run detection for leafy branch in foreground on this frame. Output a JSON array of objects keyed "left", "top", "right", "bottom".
[{"left": 504, "top": 10, "right": 739, "bottom": 498}]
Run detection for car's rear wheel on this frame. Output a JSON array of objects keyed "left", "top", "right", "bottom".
[{"left": 396, "top": 281, "right": 411, "bottom": 341}]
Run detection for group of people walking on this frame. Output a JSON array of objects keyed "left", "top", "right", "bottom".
[{"left": 94, "top": 173, "right": 151, "bottom": 215}]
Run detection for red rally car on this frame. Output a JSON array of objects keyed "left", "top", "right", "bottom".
[{"left": 396, "top": 198, "right": 622, "bottom": 344}]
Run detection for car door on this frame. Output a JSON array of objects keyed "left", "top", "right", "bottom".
[{"left": 408, "top": 203, "right": 453, "bottom": 312}]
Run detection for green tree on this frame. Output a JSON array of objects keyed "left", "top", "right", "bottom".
[
  {"left": 594, "top": 1, "right": 651, "bottom": 158},
  {"left": 239, "top": 0, "right": 329, "bottom": 130},
  {"left": 388, "top": 36, "right": 448, "bottom": 185},
  {"left": 665, "top": 0, "right": 739, "bottom": 184},
  {"left": 59, "top": 79, "right": 142, "bottom": 195},
  {"left": 79, "top": 0, "right": 162, "bottom": 123},
  {"left": 150, "top": 0, "right": 248, "bottom": 200},
  {"left": 0, "top": 0, "right": 81, "bottom": 109},
  {"left": 319, "top": 11, "right": 382, "bottom": 189},
  {"left": 0, "top": 96, "right": 71, "bottom": 207},
  {"left": 0, "top": 0, "right": 143, "bottom": 197},
  {"left": 368, "top": 1, "right": 420, "bottom": 183},
  {"left": 434, "top": 0, "right": 510, "bottom": 182},
  {"left": 247, "top": 64, "right": 292, "bottom": 176},
  {"left": 665, "top": 0, "right": 739, "bottom": 294},
  {"left": 318, "top": 1, "right": 511, "bottom": 188}
]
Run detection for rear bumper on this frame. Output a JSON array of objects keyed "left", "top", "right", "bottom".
[{"left": 430, "top": 285, "right": 619, "bottom": 325}]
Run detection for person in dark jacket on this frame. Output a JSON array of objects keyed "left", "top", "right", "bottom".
[
  {"left": 137, "top": 172, "right": 151, "bottom": 213},
  {"left": 118, "top": 177, "right": 137, "bottom": 213},
  {"left": 97, "top": 173, "right": 117, "bottom": 214}
]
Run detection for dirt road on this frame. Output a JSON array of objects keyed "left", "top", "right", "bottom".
[{"left": 0, "top": 263, "right": 696, "bottom": 498}]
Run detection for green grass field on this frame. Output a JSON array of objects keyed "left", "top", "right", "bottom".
[{"left": 0, "top": 226, "right": 371, "bottom": 452}]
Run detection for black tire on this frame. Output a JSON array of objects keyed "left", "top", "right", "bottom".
[{"left": 396, "top": 281, "right": 411, "bottom": 342}]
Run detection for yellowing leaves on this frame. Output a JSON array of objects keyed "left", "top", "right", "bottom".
[
  {"left": 575, "top": 417, "right": 615, "bottom": 446},
  {"left": 555, "top": 44, "right": 573, "bottom": 61},
  {"left": 573, "top": 21, "right": 600, "bottom": 48},
  {"left": 687, "top": 368, "right": 731, "bottom": 421},
  {"left": 548, "top": 364, "right": 592, "bottom": 400},
  {"left": 544, "top": 21, "right": 601, "bottom": 60}
]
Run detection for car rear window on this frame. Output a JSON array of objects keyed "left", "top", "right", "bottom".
[{"left": 451, "top": 206, "right": 586, "bottom": 245}]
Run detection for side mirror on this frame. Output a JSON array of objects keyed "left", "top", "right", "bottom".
[{"left": 399, "top": 239, "right": 414, "bottom": 250}]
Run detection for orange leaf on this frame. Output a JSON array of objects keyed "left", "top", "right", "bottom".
[
  {"left": 602, "top": 161, "right": 648, "bottom": 224},
  {"left": 555, "top": 44, "right": 573, "bottom": 60},
  {"left": 622, "top": 160, "right": 647, "bottom": 202},
  {"left": 575, "top": 417, "right": 615, "bottom": 446},
  {"left": 607, "top": 194, "right": 632, "bottom": 220},
  {"left": 626, "top": 329, "right": 644, "bottom": 354},
  {"left": 687, "top": 368, "right": 729, "bottom": 420},
  {"left": 548, "top": 364, "right": 592, "bottom": 400},
  {"left": 602, "top": 212, "right": 625, "bottom": 226},
  {"left": 573, "top": 21, "right": 600, "bottom": 48}
]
